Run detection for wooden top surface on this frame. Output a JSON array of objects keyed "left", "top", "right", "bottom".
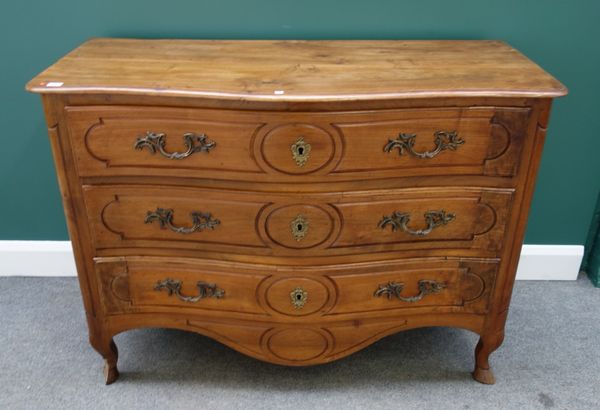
[{"left": 27, "top": 38, "right": 567, "bottom": 101}]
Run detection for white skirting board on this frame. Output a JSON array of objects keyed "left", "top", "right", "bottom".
[{"left": 0, "top": 241, "right": 584, "bottom": 280}]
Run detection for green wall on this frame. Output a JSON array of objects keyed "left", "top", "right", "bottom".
[{"left": 1, "top": 0, "right": 598, "bottom": 244}]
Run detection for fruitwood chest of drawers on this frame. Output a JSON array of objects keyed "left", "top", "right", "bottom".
[{"left": 27, "top": 39, "right": 566, "bottom": 384}]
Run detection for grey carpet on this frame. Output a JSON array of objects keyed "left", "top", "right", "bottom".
[{"left": 0, "top": 274, "right": 598, "bottom": 410}]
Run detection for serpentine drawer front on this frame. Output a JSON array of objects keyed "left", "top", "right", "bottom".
[
  {"left": 66, "top": 105, "right": 528, "bottom": 181},
  {"left": 83, "top": 185, "right": 512, "bottom": 257},
  {"left": 96, "top": 257, "right": 497, "bottom": 319},
  {"left": 27, "top": 39, "right": 566, "bottom": 385}
]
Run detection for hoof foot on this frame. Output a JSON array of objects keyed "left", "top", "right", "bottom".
[
  {"left": 103, "top": 360, "right": 119, "bottom": 385},
  {"left": 472, "top": 366, "right": 495, "bottom": 384}
]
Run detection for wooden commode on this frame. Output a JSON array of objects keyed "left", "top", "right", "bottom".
[{"left": 27, "top": 39, "right": 566, "bottom": 384}]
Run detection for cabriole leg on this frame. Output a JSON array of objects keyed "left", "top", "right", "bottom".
[
  {"left": 91, "top": 335, "right": 119, "bottom": 384},
  {"left": 472, "top": 331, "right": 504, "bottom": 385}
]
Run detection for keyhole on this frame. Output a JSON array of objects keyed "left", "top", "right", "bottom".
[
  {"left": 298, "top": 146, "right": 304, "bottom": 155},
  {"left": 297, "top": 223, "right": 303, "bottom": 231},
  {"left": 296, "top": 294, "right": 302, "bottom": 300}
]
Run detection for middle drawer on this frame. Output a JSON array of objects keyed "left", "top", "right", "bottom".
[{"left": 83, "top": 185, "right": 512, "bottom": 257}]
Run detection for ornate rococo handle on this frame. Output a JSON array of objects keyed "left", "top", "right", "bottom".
[
  {"left": 378, "top": 210, "right": 455, "bottom": 237},
  {"left": 134, "top": 131, "right": 216, "bottom": 159},
  {"left": 383, "top": 130, "right": 464, "bottom": 159},
  {"left": 144, "top": 208, "right": 220, "bottom": 234},
  {"left": 374, "top": 279, "right": 446, "bottom": 303},
  {"left": 154, "top": 278, "right": 225, "bottom": 303}
]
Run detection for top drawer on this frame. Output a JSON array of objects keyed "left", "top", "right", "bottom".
[{"left": 66, "top": 105, "right": 530, "bottom": 182}]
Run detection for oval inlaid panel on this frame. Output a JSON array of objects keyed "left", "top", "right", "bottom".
[
  {"left": 260, "top": 123, "right": 335, "bottom": 174},
  {"left": 264, "top": 204, "right": 335, "bottom": 249},
  {"left": 265, "top": 277, "right": 330, "bottom": 316},
  {"left": 265, "top": 328, "right": 330, "bottom": 361}
]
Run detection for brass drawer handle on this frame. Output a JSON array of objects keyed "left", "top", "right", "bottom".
[
  {"left": 378, "top": 210, "right": 455, "bottom": 236},
  {"left": 374, "top": 279, "right": 446, "bottom": 302},
  {"left": 383, "top": 130, "right": 464, "bottom": 159},
  {"left": 145, "top": 208, "right": 220, "bottom": 234},
  {"left": 154, "top": 278, "right": 224, "bottom": 302},
  {"left": 291, "top": 136, "right": 311, "bottom": 166},
  {"left": 134, "top": 131, "right": 216, "bottom": 159}
]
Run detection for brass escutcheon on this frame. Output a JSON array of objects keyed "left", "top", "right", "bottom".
[
  {"left": 290, "top": 287, "right": 308, "bottom": 309},
  {"left": 291, "top": 136, "right": 311, "bottom": 166},
  {"left": 290, "top": 214, "right": 309, "bottom": 241}
]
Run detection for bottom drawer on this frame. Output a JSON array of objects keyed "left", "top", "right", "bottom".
[{"left": 95, "top": 257, "right": 498, "bottom": 319}]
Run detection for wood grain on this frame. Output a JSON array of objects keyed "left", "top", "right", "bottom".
[
  {"left": 65, "top": 105, "right": 527, "bottom": 182},
  {"left": 96, "top": 256, "right": 497, "bottom": 321},
  {"left": 82, "top": 185, "right": 512, "bottom": 257},
  {"left": 27, "top": 39, "right": 566, "bottom": 101},
  {"left": 27, "top": 39, "right": 566, "bottom": 384}
]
